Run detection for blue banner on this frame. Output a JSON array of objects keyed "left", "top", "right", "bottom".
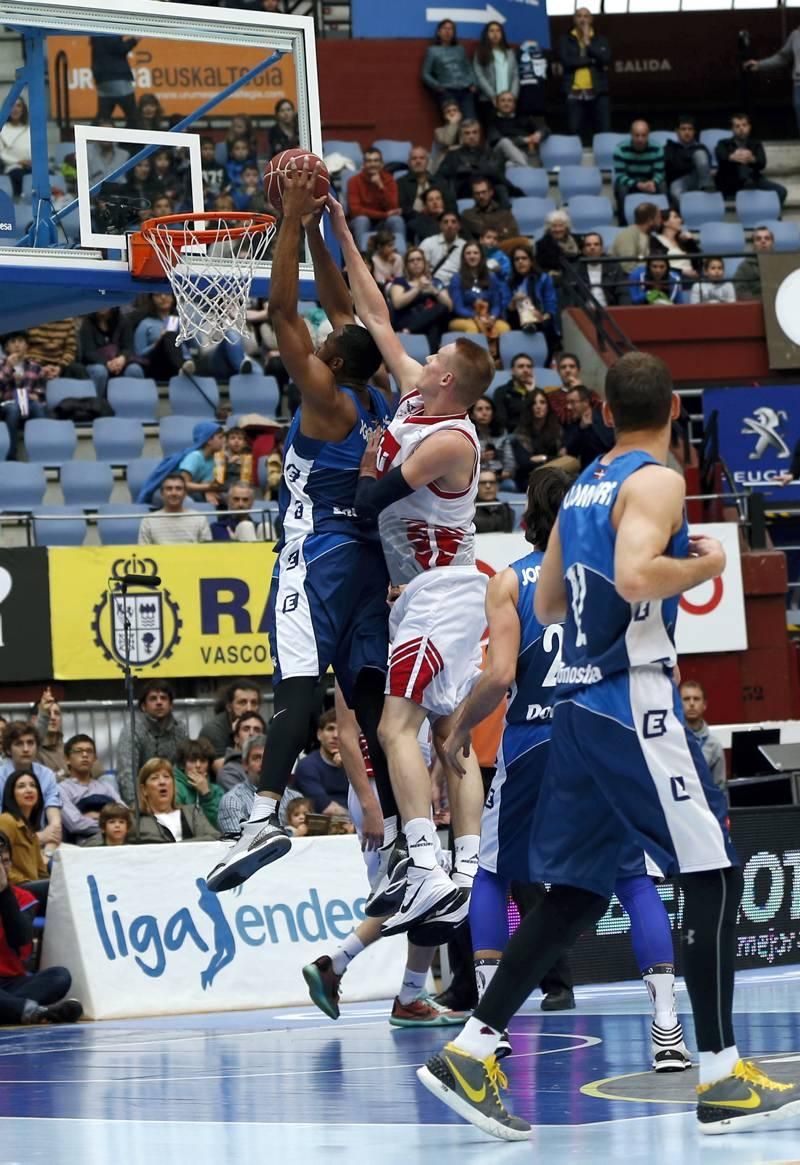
[
  {"left": 704, "top": 386, "right": 800, "bottom": 503},
  {"left": 352, "top": 0, "right": 550, "bottom": 48}
]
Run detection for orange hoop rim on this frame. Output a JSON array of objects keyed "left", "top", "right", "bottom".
[{"left": 140, "top": 211, "right": 276, "bottom": 246}]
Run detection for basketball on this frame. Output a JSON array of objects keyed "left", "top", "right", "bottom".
[{"left": 263, "top": 148, "right": 330, "bottom": 213}]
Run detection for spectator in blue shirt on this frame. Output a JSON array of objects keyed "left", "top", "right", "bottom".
[
  {"left": 293, "top": 710, "right": 349, "bottom": 816},
  {"left": 629, "top": 256, "right": 684, "bottom": 305},
  {"left": 179, "top": 425, "right": 225, "bottom": 501},
  {"left": 448, "top": 242, "right": 511, "bottom": 339}
]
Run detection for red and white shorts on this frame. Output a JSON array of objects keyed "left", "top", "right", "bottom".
[{"left": 386, "top": 566, "right": 487, "bottom": 721}]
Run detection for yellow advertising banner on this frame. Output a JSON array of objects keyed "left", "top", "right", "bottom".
[
  {"left": 49, "top": 37, "right": 297, "bottom": 122},
  {"left": 49, "top": 544, "right": 277, "bottom": 680}
]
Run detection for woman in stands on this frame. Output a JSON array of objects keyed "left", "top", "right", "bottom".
[
  {"left": 629, "top": 256, "right": 685, "bottom": 305},
  {"left": 388, "top": 247, "right": 453, "bottom": 352},
  {"left": 370, "top": 230, "right": 404, "bottom": 286},
  {"left": 136, "top": 93, "right": 167, "bottom": 133},
  {"left": 0, "top": 96, "right": 31, "bottom": 199},
  {"left": 136, "top": 759, "right": 220, "bottom": 844},
  {"left": 652, "top": 207, "right": 701, "bottom": 282},
  {"left": 0, "top": 770, "right": 49, "bottom": 894},
  {"left": 224, "top": 115, "right": 259, "bottom": 163},
  {"left": 502, "top": 388, "right": 565, "bottom": 491},
  {"left": 535, "top": 208, "right": 580, "bottom": 283},
  {"left": 80, "top": 308, "right": 144, "bottom": 396},
  {"left": 506, "top": 245, "right": 560, "bottom": 360},
  {"left": 473, "top": 21, "right": 519, "bottom": 126},
  {"left": 268, "top": 98, "right": 299, "bottom": 158},
  {"left": 449, "top": 241, "right": 510, "bottom": 361},
  {"left": 421, "top": 20, "right": 478, "bottom": 121}
]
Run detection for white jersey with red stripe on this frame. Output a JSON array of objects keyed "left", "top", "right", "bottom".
[{"left": 376, "top": 389, "right": 479, "bottom": 586}]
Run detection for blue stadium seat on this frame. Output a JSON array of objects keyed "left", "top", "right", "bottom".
[
  {"left": 539, "top": 135, "right": 583, "bottom": 171},
  {"left": 0, "top": 462, "right": 46, "bottom": 508},
  {"left": 680, "top": 191, "right": 725, "bottom": 230},
  {"left": 92, "top": 418, "right": 145, "bottom": 462},
  {"left": 96, "top": 503, "right": 150, "bottom": 545},
  {"left": 536, "top": 368, "right": 564, "bottom": 390},
  {"left": 60, "top": 460, "right": 115, "bottom": 506},
  {"left": 504, "top": 167, "right": 549, "bottom": 198},
  {"left": 699, "top": 128, "right": 730, "bottom": 158},
  {"left": 125, "top": 457, "right": 162, "bottom": 503},
  {"left": 160, "top": 415, "right": 208, "bottom": 456},
  {"left": 23, "top": 419, "right": 77, "bottom": 463},
  {"left": 0, "top": 176, "right": 15, "bottom": 199},
  {"left": 699, "top": 222, "right": 747, "bottom": 277},
  {"left": 45, "top": 378, "right": 97, "bottom": 411},
  {"left": 511, "top": 196, "right": 556, "bottom": 235},
  {"left": 322, "top": 140, "right": 364, "bottom": 169},
  {"left": 649, "top": 131, "right": 677, "bottom": 148},
  {"left": 457, "top": 197, "right": 473, "bottom": 215},
  {"left": 167, "top": 374, "right": 219, "bottom": 418},
  {"left": 441, "top": 332, "right": 490, "bottom": 353},
  {"left": 485, "top": 371, "right": 509, "bottom": 399},
  {"left": 624, "top": 192, "right": 669, "bottom": 224},
  {"left": 592, "top": 133, "right": 626, "bottom": 171},
  {"left": 595, "top": 224, "right": 622, "bottom": 249},
  {"left": 736, "top": 189, "right": 782, "bottom": 230},
  {"left": 499, "top": 330, "right": 548, "bottom": 369},
  {"left": 567, "top": 195, "right": 615, "bottom": 234},
  {"left": 396, "top": 334, "right": 430, "bottom": 361},
  {"left": 32, "top": 505, "right": 87, "bottom": 547},
  {"left": 107, "top": 377, "right": 159, "bottom": 421},
  {"left": 372, "top": 139, "right": 412, "bottom": 167},
  {"left": 0, "top": 425, "right": 9, "bottom": 461},
  {"left": 228, "top": 374, "right": 281, "bottom": 417},
  {"left": 558, "top": 166, "right": 602, "bottom": 202},
  {"left": 760, "top": 219, "right": 800, "bottom": 252}
]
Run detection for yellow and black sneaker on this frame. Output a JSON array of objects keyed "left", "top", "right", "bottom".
[
  {"left": 697, "top": 1058, "right": 800, "bottom": 1134},
  {"left": 416, "top": 1042, "right": 531, "bottom": 1141}
]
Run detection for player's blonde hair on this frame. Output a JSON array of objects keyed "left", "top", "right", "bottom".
[{"left": 448, "top": 338, "right": 495, "bottom": 408}]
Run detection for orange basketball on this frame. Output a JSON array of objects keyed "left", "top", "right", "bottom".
[{"left": 263, "top": 148, "right": 330, "bottom": 213}]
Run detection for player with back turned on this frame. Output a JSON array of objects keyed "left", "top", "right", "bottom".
[{"left": 418, "top": 351, "right": 800, "bottom": 1140}]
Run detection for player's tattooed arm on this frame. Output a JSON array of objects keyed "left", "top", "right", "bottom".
[{"left": 534, "top": 516, "right": 568, "bottom": 625}]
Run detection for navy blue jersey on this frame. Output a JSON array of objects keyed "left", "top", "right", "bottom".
[
  {"left": 557, "top": 451, "right": 689, "bottom": 692},
  {"left": 505, "top": 550, "right": 564, "bottom": 727},
  {"left": 278, "top": 385, "right": 392, "bottom": 545}
]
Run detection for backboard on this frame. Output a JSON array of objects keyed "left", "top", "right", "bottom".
[{"left": 0, "top": 0, "right": 323, "bottom": 330}]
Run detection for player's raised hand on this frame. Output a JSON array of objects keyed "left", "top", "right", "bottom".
[
  {"left": 326, "top": 194, "right": 349, "bottom": 240},
  {"left": 282, "top": 159, "right": 327, "bottom": 221},
  {"left": 359, "top": 425, "right": 382, "bottom": 478}
]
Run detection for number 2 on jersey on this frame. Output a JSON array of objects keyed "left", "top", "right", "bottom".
[
  {"left": 566, "top": 563, "right": 588, "bottom": 647},
  {"left": 542, "top": 623, "right": 564, "bottom": 687}
]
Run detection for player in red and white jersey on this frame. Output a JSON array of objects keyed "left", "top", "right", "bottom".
[{"left": 330, "top": 198, "right": 493, "bottom": 937}]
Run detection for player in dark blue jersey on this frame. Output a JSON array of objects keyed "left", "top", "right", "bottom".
[
  {"left": 208, "top": 162, "right": 400, "bottom": 894},
  {"left": 420, "top": 352, "right": 799, "bottom": 1140}
]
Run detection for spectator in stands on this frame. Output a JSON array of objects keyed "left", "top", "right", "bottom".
[
  {"left": 0, "top": 724, "right": 61, "bottom": 855},
  {"left": 293, "top": 710, "right": 348, "bottom": 815},
  {"left": 25, "top": 318, "right": 88, "bottom": 381},
  {"left": 449, "top": 241, "right": 511, "bottom": 358},
  {"left": 664, "top": 116, "right": 714, "bottom": 202},
  {"left": 690, "top": 256, "right": 735, "bottom": 304},
  {"left": 652, "top": 207, "right": 701, "bottom": 280},
  {"left": 200, "top": 137, "right": 229, "bottom": 202},
  {"left": 613, "top": 120, "right": 666, "bottom": 224},
  {"left": 517, "top": 38, "right": 548, "bottom": 122},
  {"left": 0, "top": 97, "right": 31, "bottom": 198},
  {"left": 224, "top": 137, "right": 256, "bottom": 199},
  {"left": 503, "top": 389, "right": 565, "bottom": 490},
  {"left": 0, "top": 771, "right": 49, "bottom": 886},
  {"left": 347, "top": 147, "right": 404, "bottom": 250},
  {"left": 680, "top": 680, "right": 726, "bottom": 791},
  {"left": 421, "top": 19, "right": 478, "bottom": 120},
  {"left": 556, "top": 352, "right": 582, "bottom": 389},
  {"left": 174, "top": 739, "right": 222, "bottom": 830},
  {"left": 139, "top": 474, "right": 213, "bottom": 545},
  {"left": 563, "top": 385, "right": 615, "bottom": 468},
  {"left": 558, "top": 7, "right": 611, "bottom": 142},
  {"left": 136, "top": 759, "right": 220, "bottom": 843},
  {"left": 435, "top": 119, "right": 508, "bottom": 201},
  {"left": 388, "top": 246, "right": 452, "bottom": 352},
  {"left": 714, "top": 113, "right": 787, "bottom": 206},
  {"left": 211, "top": 482, "right": 265, "bottom": 542},
  {"left": 58, "top": 735, "right": 118, "bottom": 844},
  {"left": 268, "top": 98, "right": 299, "bottom": 157},
  {"left": 734, "top": 224, "right": 774, "bottom": 300},
  {"left": 115, "top": 680, "right": 189, "bottom": 806},
  {"left": 86, "top": 126, "right": 131, "bottom": 187},
  {"left": 409, "top": 189, "right": 450, "bottom": 243},
  {"left": 486, "top": 90, "right": 549, "bottom": 169},
  {"left": 233, "top": 163, "right": 268, "bottom": 212},
  {"left": 0, "top": 831, "right": 82, "bottom": 1026},
  {"left": 397, "top": 147, "right": 454, "bottom": 233},
  {"left": 473, "top": 21, "right": 519, "bottom": 124},
  {"left": 200, "top": 679, "right": 262, "bottom": 767},
  {"left": 610, "top": 201, "right": 662, "bottom": 272},
  {"left": 136, "top": 93, "right": 166, "bottom": 132},
  {"left": 629, "top": 256, "right": 685, "bottom": 305},
  {"left": 432, "top": 99, "right": 465, "bottom": 166},
  {"left": 481, "top": 226, "right": 511, "bottom": 278},
  {"left": 493, "top": 352, "right": 535, "bottom": 432},
  {"left": 469, "top": 395, "right": 505, "bottom": 450},
  {"left": 369, "top": 230, "right": 404, "bottom": 286},
  {"left": 85, "top": 803, "right": 132, "bottom": 847},
  {"left": 285, "top": 797, "right": 313, "bottom": 836},
  {"left": 128, "top": 156, "right": 159, "bottom": 205},
  {"left": 31, "top": 688, "right": 70, "bottom": 780},
  {"left": 178, "top": 426, "right": 226, "bottom": 501},
  {"left": 90, "top": 35, "right": 138, "bottom": 125},
  {"left": 745, "top": 31, "right": 800, "bottom": 135},
  {"left": 572, "top": 231, "right": 632, "bottom": 307},
  {"left": 462, "top": 176, "right": 522, "bottom": 246},
  {"left": 0, "top": 331, "right": 46, "bottom": 458},
  {"left": 475, "top": 469, "right": 514, "bottom": 532},
  {"left": 80, "top": 309, "right": 143, "bottom": 396},
  {"left": 132, "top": 292, "right": 193, "bottom": 379},
  {"left": 220, "top": 427, "right": 252, "bottom": 492},
  {"left": 506, "top": 244, "right": 560, "bottom": 358},
  {"left": 535, "top": 209, "right": 580, "bottom": 281},
  {"left": 218, "top": 734, "right": 291, "bottom": 836},
  {"left": 419, "top": 210, "right": 467, "bottom": 287},
  {"left": 218, "top": 712, "right": 268, "bottom": 790}
]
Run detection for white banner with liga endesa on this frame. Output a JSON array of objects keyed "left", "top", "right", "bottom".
[
  {"left": 41, "top": 838, "right": 407, "bottom": 1020},
  {"left": 475, "top": 522, "right": 747, "bottom": 656}
]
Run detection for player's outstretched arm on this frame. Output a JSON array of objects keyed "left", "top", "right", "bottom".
[
  {"left": 534, "top": 517, "right": 568, "bottom": 625},
  {"left": 269, "top": 164, "right": 338, "bottom": 413},
  {"left": 304, "top": 213, "right": 355, "bottom": 330},
  {"left": 327, "top": 195, "right": 421, "bottom": 393},
  {"left": 439, "top": 570, "right": 520, "bottom": 778},
  {"left": 614, "top": 465, "right": 726, "bottom": 603}
]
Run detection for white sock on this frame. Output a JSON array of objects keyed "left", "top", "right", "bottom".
[
  {"left": 405, "top": 817, "right": 438, "bottom": 872},
  {"left": 453, "top": 834, "right": 480, "bottom": 887},
  {"left": 248, "top": 794, "right": 277, "bottom": 824},
  {"left": 383, "top": 815, "right": 398, "bottom": 847},
  {"left": 331, "top": 932, "right": 365, "bottom": 976},
  {"left": 643, "top": 966, "right": 678, "bottom": 1028},
  {"left": 453, "top": 1015, "right": 502, "bottom": 1060},
  {"left": 397, "top": 966, "right": 428, "bottom": 1005},
  {"left": 474, "top": 958, "right": 500, "bottom": 1002},
  {"left": 699, "top": 1046, "right": 740, "bottom": 1086}
]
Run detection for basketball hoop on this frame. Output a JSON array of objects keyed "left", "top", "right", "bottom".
[{"left": 130, "top": 212, "right": 276, "bottom": 346}]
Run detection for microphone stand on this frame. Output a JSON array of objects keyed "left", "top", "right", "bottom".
[{"left": 108, "top": 575, "right": 141, "bottom": 842}]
